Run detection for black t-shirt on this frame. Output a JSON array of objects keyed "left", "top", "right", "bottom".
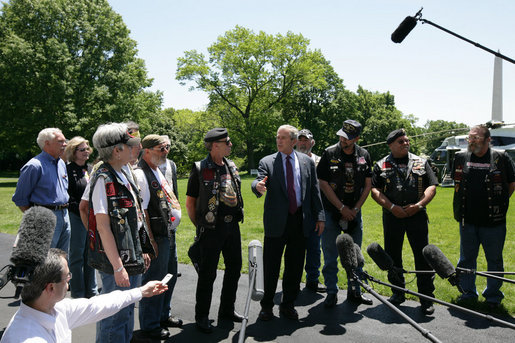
[
  {"left": 464, "top": 153, "right": 493, "bottom": 225},
  {"left": 186, "top": 163, "right": 239, "bottom": 217},
  {"left": 317, "top": 144, "right": 372, "bottom": 209},
  {"left": 66, "top": 161, "right": 90, "bottom": 215}
]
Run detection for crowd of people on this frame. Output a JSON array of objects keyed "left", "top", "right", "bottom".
[{"left": 3, "top": 120, "right": 514, "bottom": 342}]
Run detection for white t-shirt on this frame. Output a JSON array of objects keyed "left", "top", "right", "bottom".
[{"left": 133, "top": 167, "right": 181, "bottom": 230}]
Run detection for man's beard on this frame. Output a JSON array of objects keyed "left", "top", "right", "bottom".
[
  {"left": 467, "top": 142, "right": 483, "bottom": 154},
  {"left": 297, "top": 146, "right": 311, "bottom": 154}
]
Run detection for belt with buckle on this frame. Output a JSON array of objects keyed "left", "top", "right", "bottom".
[
  {"left": 35, "top": 203, "right": 69, "bottom": 211},
  {"left": 223, "top": 215, "right": 233, "bottom": 223}
]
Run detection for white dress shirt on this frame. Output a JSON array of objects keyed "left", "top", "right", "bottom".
[{"left": 1, "top": 288, "right": 142, "bottom": 343}]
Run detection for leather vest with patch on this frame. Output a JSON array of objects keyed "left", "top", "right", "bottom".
[{"left": 452, "top": 149, "right": 510, "bottom": 225}]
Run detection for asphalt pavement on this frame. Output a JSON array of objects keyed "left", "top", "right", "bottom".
[{"left": 0, "top": 232, "right": 513, "bottom": 342}]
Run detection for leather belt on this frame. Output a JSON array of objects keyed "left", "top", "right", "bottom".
[
  {"left": 222, "top": 215, "right": 233, "bottom": 223},
  {"left": 35, "top": 203, "right": 69, "bottom": 211}
]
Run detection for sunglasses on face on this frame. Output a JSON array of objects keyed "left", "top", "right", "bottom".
[
  {"left": 397, "top": 139, "right": 410, "bottom": 144},
  {"left": 76, "top": 147, "right": 89, "bottom": 152},
  {"left": 215, "top": 139, "right": 231, "bottom": 145},
  {"left": 153, "top": 144, "right": 171, "bottom": 152}
]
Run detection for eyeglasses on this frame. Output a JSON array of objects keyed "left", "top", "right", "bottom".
[
  {"left": 467, "top": 135, "right": 484, "bottom": 142},
  {"left": 65, "top": 272, "right": 72, "bottom": 282},
  {"left": 152, "top": 144, "right": 170, "bottom": 152},
  {"left": 397, "top": 139, "right": 410, "bottom": 144},
  {"left": 215, "top": 139, "right": 231, "bottom": 145},
  {"left": 76, "top": 147, "right": 89, "bottom": 152}
]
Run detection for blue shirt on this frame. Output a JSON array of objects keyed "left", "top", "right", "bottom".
[
  {"left": 280, "top": 151, "right": 301, "bottom": 207},
  {"left": 12, "top": 151, "right": 69, "bottom": 207}
]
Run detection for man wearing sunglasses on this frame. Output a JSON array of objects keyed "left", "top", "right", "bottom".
[
  {"left": 371, "top": 128, "right": 438, "bottom": 315},
  {"left": 452, "top": 125, "right": 515, "bottom": 308},
  {"left": 133, "top": 135, "right": 183, "bottom": 340},
  {"left": 186, "top": 128, "right": 244, "bottom": 333}
]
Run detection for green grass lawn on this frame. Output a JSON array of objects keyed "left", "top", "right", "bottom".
[{"left": 1, "top": 175, "right": 513, "bottom": 315}]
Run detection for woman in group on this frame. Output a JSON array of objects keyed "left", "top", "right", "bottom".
[
  {"left": 88, "top": 122, "right": 153, "bottom": 343},
  {"left": 64, "top": 136, "right": 98, "bottom": 298}
]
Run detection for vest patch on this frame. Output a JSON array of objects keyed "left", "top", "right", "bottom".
[{"left": 105, "top": 182, "right": 116, "bottom": 196}]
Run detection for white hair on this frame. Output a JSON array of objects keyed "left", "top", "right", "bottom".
[
  {"left": 278, "top": 125, "right": 299, "bottom": 140},
  {"left": 92, "top": 123, "right": 128, "bottom": 161},
  {"left": 36, "top": 128, "right": 62, "bottom": 150}
]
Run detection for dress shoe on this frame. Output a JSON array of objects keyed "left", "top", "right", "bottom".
[
  {"left": 388, "top": 293, "right": 405, "bottom": 306},
  {"left": 306, "top": 281, "right": 327, "bottom": 293},
  {"left": 218, "top": 309, "right": 244, "bottom": 322},
  {"left": 279, "top": 305, "right": 299, "bottom": 320},
  {"left": 258, "top": 308, "right": 274, "bottom": 321},
  {"left": 140, "top": 327, "right": 171, "bottom": 340},
  {"left": 324, "top": 293, "right": 337, "bottom": 308},
  {"left": 486, "top": 301, "right": 500, "bottom": 310},
  {"left": 160, "top": 315, "right": 183, "bottom": 328},
  {"left": 421, "top": 301, "right": 435, "bottom": 315},
  {"left": 195, "top": 317, "right": 213, "bottom": 334},
  {"left": 347, "top": 293, "right": 373, "bottom": 305}
]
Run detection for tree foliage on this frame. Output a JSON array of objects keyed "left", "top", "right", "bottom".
[
  {"left": 421, "top": 119, "right": 469, "bottom": 155},
  {"left": 0, "top": 0, "right": 162, "bottom": 156},
  {"left": 177, "top": 26, "right": 331, "bottom": 169}
]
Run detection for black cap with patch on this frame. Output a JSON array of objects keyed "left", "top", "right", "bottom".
[
  {"left": 298, "top": 129, "right": 313, "bottom": 140},
  {"left": 386, "top": 128, "right": 407, "bottom": 144},
  {"left": 204, "top": 128, "right": 228, "bottom": 142},
  {"left": 337, "top": 120, "right": 362, "bottom": 140}
]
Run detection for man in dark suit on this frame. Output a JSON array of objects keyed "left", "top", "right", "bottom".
[{"left": 251, "top": 125, "right": 325, "bottom": 321}]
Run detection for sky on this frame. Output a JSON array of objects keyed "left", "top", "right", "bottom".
[{"left": 108, "top": 0, "right": 515, "bottom": 127}]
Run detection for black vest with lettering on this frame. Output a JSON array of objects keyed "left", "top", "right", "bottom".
[
  {"left": 375, "top": 153, "right": 427, "bottom": 211},
  {"left": 452, "top": 149, "right": 510, "bottom": 225}
]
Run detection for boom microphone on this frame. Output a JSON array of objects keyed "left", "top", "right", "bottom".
[
  {"left": 11, "top": 206, "right": 56, "bottom": 267},
  {"left": 248, "top": 240, "right": 264, "bottom": 301},
  {"left": 366, "top": 242, "right": 394, "bottom": 271},
  {"left": 422, "top": 244, "right": 459, "bottom": 288},
  {"left": 336, "top": 233, "right": 357, "bottom": 271},
  {"left": 391, "top": 15, "right": 418, "bottom": 43}
]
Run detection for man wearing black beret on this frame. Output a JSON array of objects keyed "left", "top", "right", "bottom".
[
  {"left": 371, "top": 128, "right": 438, "bottom": 315},
  {"left": 185, "top": 128, "right": 244, "bottom": 333}
]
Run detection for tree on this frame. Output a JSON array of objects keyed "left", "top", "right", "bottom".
[
  {"left": 421, "top": 119, "right": 469, "bottom": 155},
  {"left": 177, "top": 26, "right": 330, "bottom": 169},
  {"left": 0, "top": 0, "right": 162, "bottom": 157}
]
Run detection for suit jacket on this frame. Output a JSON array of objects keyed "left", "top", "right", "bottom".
[{"left": 251, "top": 151, "right": 325, "bottom": 238}]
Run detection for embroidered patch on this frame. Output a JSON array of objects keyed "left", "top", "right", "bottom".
[
  {"left": 151, "top": 180, "right": 159, "bottom": 189},
  {"left": 357, "top": 157, "right": 366, "bottom": 164},
  {"left": 203, "top": 168, "right": 215, "bottom": 180},
  {"left": 119, "top": 198, "right": 133, "bottom": 208},
  {"left": 330, "top": 159, "right": 340, "bottom": 164},
  {"left": 105, "top": 182, "right": 116, "bottom": 196},
  {"left": 382, "top": 161, "right": 392, "bottom": 171}
]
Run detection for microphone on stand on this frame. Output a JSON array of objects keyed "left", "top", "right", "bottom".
[
  {"left": 238, "top": 240, "right": 264, "bottom": 343},
  {"left": 336, "top": 235, "right": 443, "bottom": 343},
  {"left": 423, "top": 245, "right": 514, "bottom": 285}
]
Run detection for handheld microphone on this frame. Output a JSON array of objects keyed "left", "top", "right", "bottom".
[
  {"left": 248, "top": 240, "right": 264, "bottom": 301},
  {"left": 422, "top": 244, "right": 460, "bottom": 288},
  {"left": 391, "top": 16, "right": 418, "bottom": 43}
]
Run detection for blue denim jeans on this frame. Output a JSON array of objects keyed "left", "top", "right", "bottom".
[
  {"left": 457, "top": 222, "right": 506, "bottom": 303},
  {"left": 139, "top": 236, "right": 170, "bottom": 331},
  {"left": 161, "top": 232, "right": 179, "bottom": 321},
  {"left": 321, "top": 210, "right": 363, "bottom": 295},
  {"left": 69, "top": 212, "right": 98, "bottom": 298},
  {"left": 96, "top": 272, "right": 141, "bottom": 343},
  {"left": 50, "top": 208, "right": 71, "bottom": 254},
  {"left": 304, "top": 224, "right": 322, "bottom": 284}
]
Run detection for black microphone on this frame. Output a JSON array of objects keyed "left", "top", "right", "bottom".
[
  {"left": 336, "top": 233, "right": 357, "bottom": 271},
  {"left": 10, "top": 207, "right": 56, "bottom": 286},
  {"left": 422, "top": 244, "right": 460, "bottom": 289},
  {"left": 354, "top": 243, "right": 365, "bottom": 269},
  {"left": 366, "top": 242, "right": 393, "bottom": 271},
  {"left": 391, "top": 16, "right": 418, "bottom": 43}
]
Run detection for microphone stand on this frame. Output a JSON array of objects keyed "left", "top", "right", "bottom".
[
  {"left": 351, "top": 272, "right": 443, "bottom": 343},
  {"left": 456, "top": 268, "right": 515, "bottom": 284},
  {"left": 362, "top": 271, "right": 515, "bottom": 330},
  {"left": 238, "top": 260, "right": 258, "bottom": 343}
]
